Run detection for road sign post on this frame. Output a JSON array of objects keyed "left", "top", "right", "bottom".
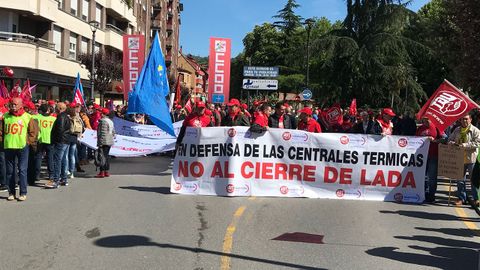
[
  {"left": 243, "top": 66, "right": 279, "bottom": 78},
  {"left": 242, "top": 79, "right": 278, "bottom": 90},
  {"left": 301, "top": 89, "right": 313, "bottom": 100}
]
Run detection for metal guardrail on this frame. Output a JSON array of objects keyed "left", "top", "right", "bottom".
[{"left": 0, "top": 31, "right": 55, "bottom": 49}]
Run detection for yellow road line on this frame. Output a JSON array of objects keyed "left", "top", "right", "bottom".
[
  {"left": 455, "top": 207, "right": 480, "bottom": 232},
  {"left": 221, "top": 206, "right": 246, "bottom": 270}
]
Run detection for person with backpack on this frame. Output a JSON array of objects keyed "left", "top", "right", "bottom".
[
  {"left": 45, "top": 102, "right": 71, "bottom": 189},
  {"left": 66, "top": 103, "right": 84, "bottom": 179},
  {"left": 95, "top": 108, "right": 115, "bottom": 178}
]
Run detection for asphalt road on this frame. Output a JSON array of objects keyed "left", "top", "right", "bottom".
[{"left": 0, "top": 156, "right": 478, "bottom": 270}]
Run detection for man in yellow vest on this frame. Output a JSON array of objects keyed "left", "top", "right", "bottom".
[
  {"left": 3, "top": 97, "right": 39, "bottom": 201},
  {"left": 34, "top": 104, "right": 56, "bottom": 182}
]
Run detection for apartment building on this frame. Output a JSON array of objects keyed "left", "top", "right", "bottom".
[
  {"left": 178, "top": 53, "right": 207, "bottom": 94},
  {"left": 0, "top": 0, "right": 137, "bottom": 101},
  {"left": 151, "top": 0, "right": 182, "bottom": 80}
]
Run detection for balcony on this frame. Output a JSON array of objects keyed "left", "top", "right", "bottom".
[
  {"left": 0, "top": 0, "right": 57, "bottom": 22},
  {"left": 151, "top": 20, "right": 162, "bottom": 30},
  {"left": 104, "top": 0, "right": 136, "bottom": 24},
  {"left": 152, "top": 2, "right": 162, "bottom": 10},
  {"left": 104, "top": 24, "right": 124, "bottom": 51},
  {"left": 167, "top": 21, "right": 173, "bottom": 32},
  {"left": 195, "top": 78, "right": 203, "bottom": 84},
  {"left": 0, "top": 33, "right": 88, "bottom": 79},
  {"left": 165, "top": 53, "right": 172, "bottom": 63}
]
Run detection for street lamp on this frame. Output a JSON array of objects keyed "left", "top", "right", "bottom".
[
  {"left": 89, "top": 20, "right": 100, "bottom": 101},
  {"left": 304, "top": 18, "right": 315, "bottom": 89}
]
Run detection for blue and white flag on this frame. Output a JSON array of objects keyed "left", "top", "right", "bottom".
[{"left": 127, "top": 31, "right": 175, "bottom": 137}]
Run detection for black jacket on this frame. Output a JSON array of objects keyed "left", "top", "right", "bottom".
[
  {"left": 51, "top": 112, "right": 72, "bottom": 144},
  {"left": 351, "top": 120, "right": 382, "bottom": 135},
  {"left": 221, "top": 113, "right": 250, "bottom": 127},
  {"left": 268, "top": 113, "right": 293, "bottom": 129}
]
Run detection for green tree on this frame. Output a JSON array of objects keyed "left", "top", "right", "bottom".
[
  {"left": 121, "top": 0, "right": 133, "bottom": 9},
  {"left": 405, "top": 0, "right": 459, "bottom": 96},
  {"left": 313, "top": 0, "right": 428, "bottom": 112},
  {"left": 448, "top": 0, "right": 480, "bottom": 95},
  {"left": 273, "top": 0, "right": 303, "bottom": 37},
  {"left": 78, "top": 52, "right": 123, "bottom": 105}
]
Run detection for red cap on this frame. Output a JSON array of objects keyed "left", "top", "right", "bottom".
[
  {"left": 284, "top": 103, "right": 290, "bottom": 108},
  {"left": 93, "top": 103, "right": 100, "bottom": 109},
  {"left": 71, "top": 102, "right": 81, "bottom": 108},
  {"left": 299, "top": 107, "right": 313, "bottom": 116},
  {"left": 253, "top": 101, "right": 260, "bottom": 106},
  {"left": 47, "top": 100, "right": 55, "bottom": 105},
  {"left": 101, "top": 108, "right": 110, "bottom": 115},
  {"left": 196, "top": 101, "right": 206, "bottom": 108},
  {"left": 241, "top": 103, "right": 248, "bottom": 110},
  {"left": 382, "top": 108, "right": 396, "bottom": 117},
  {"left": 175, "top": 105, "right": 182, "bottom": 109},
  {"left": 205, "top": 109, "right": 212, "bottom": 116},
  {"left": 227, "top": 98, "right": 240, "bottom": 107}
]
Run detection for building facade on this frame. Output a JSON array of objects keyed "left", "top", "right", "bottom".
[
  {"left": 0, "top": 0, "right": 182, "bottom": 102},
  {"left": 0, "top": 0, "right": 139, "bottom": 101},
  {"left": 151, "top": 0, "right": 182, "bottom": 81},
  {"left": 178, "top": 53, "right": 207, "bottom": 94}
]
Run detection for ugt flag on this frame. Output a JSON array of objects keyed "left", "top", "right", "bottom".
[
  {"left": 128, "top": 31, "right": 175, "bottom": 137},
  {"left": 417, "top": 80, "right": 480, "bottom": 132},
  {"left": 71, "top": 73, "right": 85, "bottom": 107}
]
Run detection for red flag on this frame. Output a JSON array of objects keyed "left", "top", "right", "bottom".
[
  {"left": 325, "top": 104, "right": 343, "bottom": 126},
  {"left": 20, "top": 79, "right": 32, "bottom": 103},
  {"left": 72, "top": 88, "right": 85, "bottom": 107},
  {"left": 0, "top": 80, "right": 9, "bottom": 99},
  {"left": 417, "top": 80, "right": 480, "bottom": 132},
  {"left": 10, "top": 80, "right": 20, "bottom": 98},
  {"left": 349, "top": 99, "right": 357, "bottom": 116},
  {"left": 175, "top": 74, "right": 182, "bottom": 105},
  {"left": 185, "top": 98, "right": 192, "bottom": 113}
]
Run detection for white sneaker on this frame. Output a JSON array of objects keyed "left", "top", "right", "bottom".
[{"left": 68, "top": 172, "right": 74, "bottom": 179}]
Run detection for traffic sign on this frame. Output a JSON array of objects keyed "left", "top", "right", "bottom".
[
  {"left": 243, "top": 66, "right": 279, "bottom": 78},
  {"left": 302, "top": 89, "right": 312, "bottom": 100},
  {"left": 212, "top": 94, "right": 225, "bottom": 103},
  {"left": 242, "top": 79, "right": 278, "bottom": 90}
]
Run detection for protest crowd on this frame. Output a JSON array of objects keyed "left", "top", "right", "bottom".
[
  {"left": 0, "top": 96, "right": 115, "bottom": 201},
  {"left": 0, "top": 80, "right": 478, "bottom": 208},
  {"left": 172, "top": 93, "right": 480, "bottom": 206}
]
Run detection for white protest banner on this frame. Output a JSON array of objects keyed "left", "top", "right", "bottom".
[
  {"left": 170, "top": 127, "right": 429, "bottom": 203},
  {"left": 113, "top": 117, "right": 182, "bottom": 139},
  {"left": 80, "top": 129, "right": 176, "bottom": 157}
]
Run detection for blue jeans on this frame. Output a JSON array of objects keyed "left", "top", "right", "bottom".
[
  {"left": 52, "top": 143, "right": 69, "bottom": 183},
  {"left": 425, "top": 157, "right": 438, "bottom": 201},
  {"left": 78, "top": 143, "right": 87, "bottom": 161},
  {"left": 457, "top": 163, "right": 477, "bottom": 202},
  {"left": 67, "top": 142, "right": 77, "bottom": 173},
  {"left": 35, "top": 143, "right": 54, "bottom": 180},
  {"left": 0, "top": 150, "right": 6, "bottom": 186},
  {"left": 5, "top": 146, "right": 29, "bottom": 195}
]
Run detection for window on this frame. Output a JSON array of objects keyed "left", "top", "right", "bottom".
[
  {"left": 53, "top": 26, "right": 62, "bottom": 55},
  {"left": 82, "top": 0, "right": 89, "bottom": 20},
  {"left": 57, "top": 0, "right": 63, "bottom": 9},
  {"left": 81, "top": 37, "right": 88, "bottom": 54},
  {"left": 95, "top": 4, "right": 102, "bottom": 23},
  {"left": 69, "top": 33, "right": 77, "bottom": 60},
  {"left": 71, "top": 0, "right": 78, "bottom": 16},
  {"left": 94, "top": 42, "right": 100, "bottom": 53}
]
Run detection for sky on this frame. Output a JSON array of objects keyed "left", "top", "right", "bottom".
[{"left": 179, "top": 0, "right": 431, "bottom": 57}]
